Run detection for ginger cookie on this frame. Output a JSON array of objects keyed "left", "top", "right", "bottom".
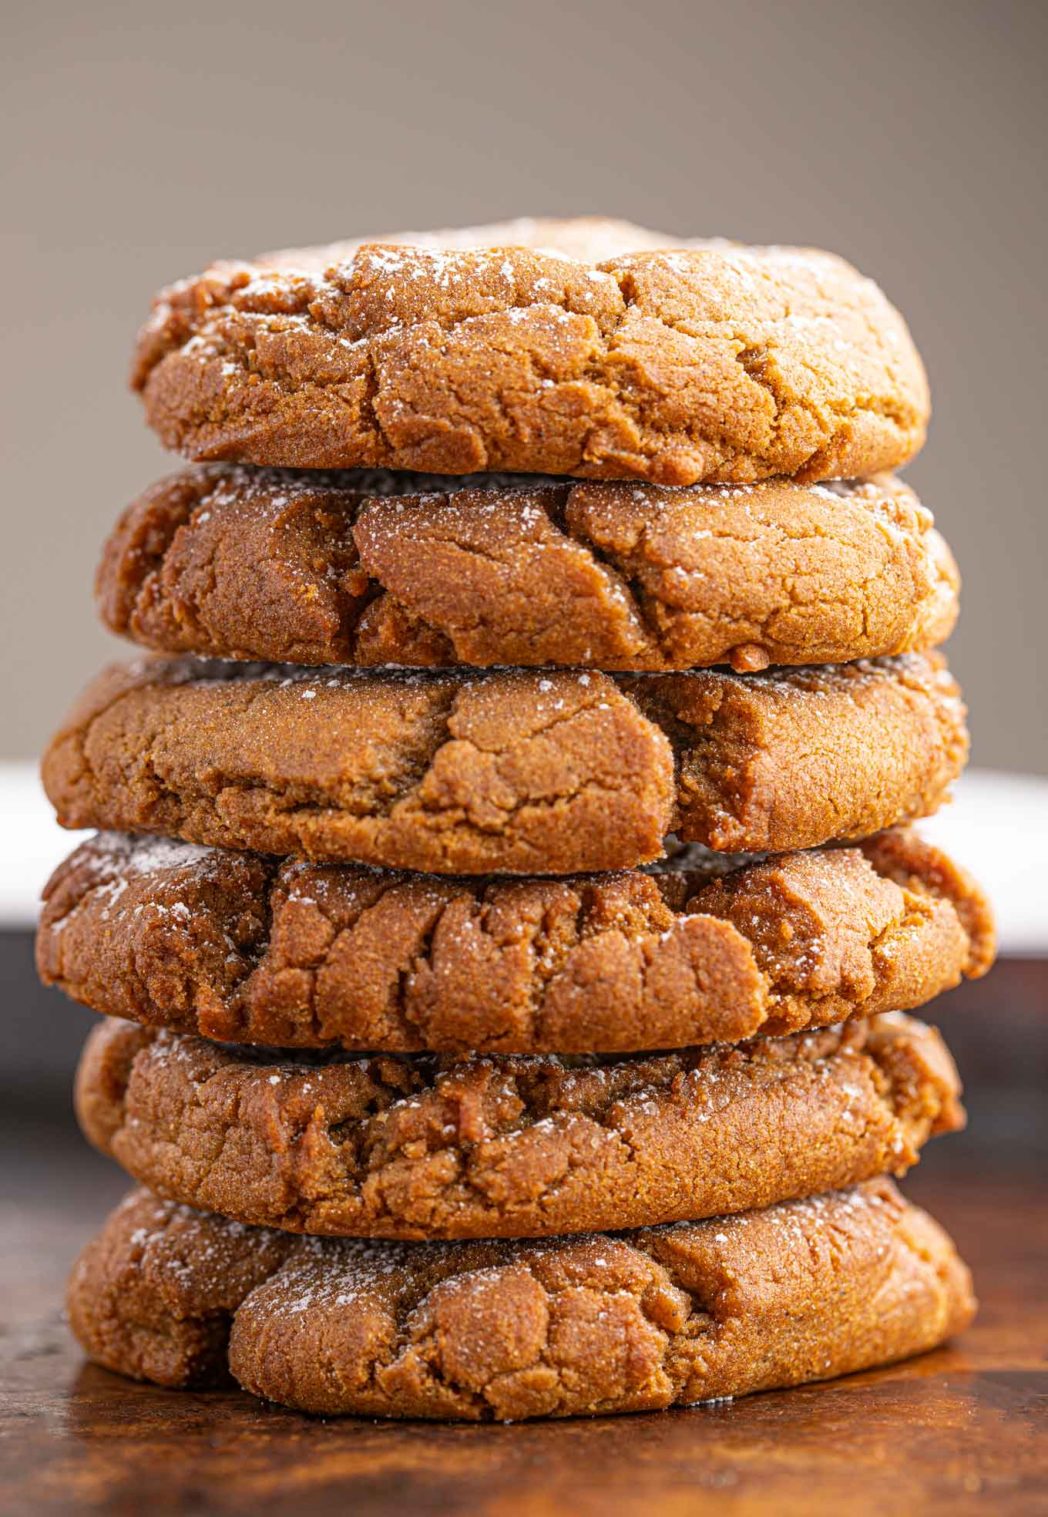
[
  {"left": 42, "top": 655, "right": 967, "bottom": 871},
  {"left": 75, "top": 1013, "right": 963, "bottom": 1239},
  {"left": 131, "top": 217, "right": 929, "bottom": 484},
  {"left": 98, "top": 467, "right": 959, "bottom": 673},
  {"left": 39, "top": 830, "right": 994, "bottom": 1055},
  {"left": 68, "top": 1178, "right": 974, "bottom": 1418}
]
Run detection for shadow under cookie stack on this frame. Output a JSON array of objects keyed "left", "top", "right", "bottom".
[{"left": 38, "top": 218, "right": 995, "bottom": 1422}]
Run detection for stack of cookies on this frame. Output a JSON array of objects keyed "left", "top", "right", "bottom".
[{"left": 38, "top": 219, "right": 994, "bottom": 1422}]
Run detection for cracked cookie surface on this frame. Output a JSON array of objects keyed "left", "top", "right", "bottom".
[
  {"left": 98, "top": 467, "right": 959, "bottom": 672},
  {"left": 41, "top": 655, "right": 968, "bottom": 871},
  {"left": 68, "top": 1178, "right": 974, "bottom": 1418},
  {"left": 74, "top": 1013, "right": 963, "bottom": 1239},
  {"left": 131, "top": 217, "right": 929, "bottom": 484},
  {"left": 39, "top": 829, "right": 994, "bottom": 1054}
]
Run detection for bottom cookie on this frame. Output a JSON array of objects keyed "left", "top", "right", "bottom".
[{"left": 68, "top": 1179, "right": 973, "bottom": 1422}]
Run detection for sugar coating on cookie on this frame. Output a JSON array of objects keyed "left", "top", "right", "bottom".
[
  {"left": 38, "top": 828, "right": 993, "bottom": 1054},
  {"left": 41, "top": 655, "right": 968, "bottom": 872},
  {"left": 68, "top": 1178, "right": 974, "bottom": 1419},
  {"left": 74, "top": 1012, "right": 964, "bottom": 1239},
  {"left": 131, "top": 218, "right": 929, "bottom": 484},
  {"left": 97, "top": 467, "right": 959, "bottom": 673}
]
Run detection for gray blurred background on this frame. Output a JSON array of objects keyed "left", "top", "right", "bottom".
[{"left": 3, "top": 0, "right": 1046, "bottom": 769}]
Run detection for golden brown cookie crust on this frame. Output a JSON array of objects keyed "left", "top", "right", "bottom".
[
  {"left": 68, "top": 1178, "right": 974, "bottom": 1418},
  {"left": 131, "top": 218, "right": 929, "bottom": 484},
  {"left": 74, "top": 1013, "right": 963, "bottom": 1239},
  {"left": 98, "top": 467, "right": 959, "bottom": 673},
  {"left": 859, "top": 827, "right": 996, "bottom": 977},
  {"left": 41, "top": 655, "right": 968, "bottom": 871},
  {"left": 39, "top": 829, "right": 993, "bottom": 1054}
]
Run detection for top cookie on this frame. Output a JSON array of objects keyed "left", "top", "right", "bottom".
[{"left": 131, "top": 218, "right": 929, "bottom": 484}]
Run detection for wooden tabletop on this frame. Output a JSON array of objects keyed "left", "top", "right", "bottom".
[{"left": 2, "top": 960, "right": 1046, "bottom": 1517}]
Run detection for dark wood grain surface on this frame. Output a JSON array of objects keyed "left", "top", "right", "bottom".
[{"left": 2, "top": 959, "right": 1046, "bottom": 1517}]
